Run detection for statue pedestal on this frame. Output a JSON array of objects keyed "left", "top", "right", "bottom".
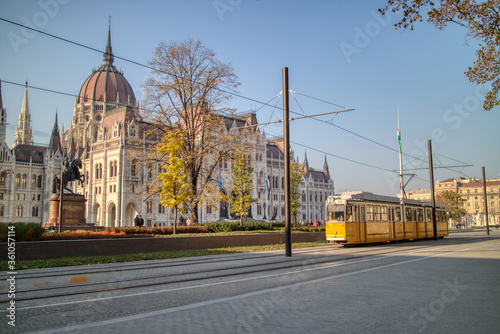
[{"left": 48, "top": 194, "right": 90, "bottom": 230}]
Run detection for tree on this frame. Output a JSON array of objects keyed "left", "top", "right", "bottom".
[
  {"left": 436, "top": 190, "right": 467, "bottom": 223},
  {"left": 290, "top": 162, "right": 304, "bottom": 224},
  {"left": 228, "top": 150, "right": 256, "bottom": 228},
  {"left": 158, "top": 130, "right": 192, "bottom": 234},
  {"left": 379, "top": 0, "right": 500, "bottom": 110},
  {"left": 142, "top": 38, "right": 242, "bottom": 224}
]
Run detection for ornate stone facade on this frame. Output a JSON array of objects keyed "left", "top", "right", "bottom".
[{"left": 0, "top": 29, "right": 334, "bottom": 226}]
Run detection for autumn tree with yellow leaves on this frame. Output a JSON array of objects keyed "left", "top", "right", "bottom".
[{"left": 142, "top": 38, "right": 242, "bottom": 224}]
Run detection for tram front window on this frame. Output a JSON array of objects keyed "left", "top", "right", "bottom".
[{"left": 327, "top": 205, "right": 345, "bottom": 221}]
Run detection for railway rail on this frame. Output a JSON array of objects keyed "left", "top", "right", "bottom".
[{"left": 0, "top": 236, "right": 482, "bottom": 307}]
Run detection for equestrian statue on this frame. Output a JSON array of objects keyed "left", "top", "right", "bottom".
[{"left": 51, "top": 157, "right": 85, "bottom": 194}]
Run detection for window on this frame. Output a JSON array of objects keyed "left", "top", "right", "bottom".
[
  {"left": 366, "top": 205, "right": 374, "bottom": 221},
  {"left": 131, "top": 160, "right": 137, "bottom": 176},
  {"left": 381, "top": 206, "right": 388, "bottom": 221},
  {"left": 395, "top": 207, "right": 401, "bottom": 222},
  {"left": 374, "top": 206, "right": 381, "bottom": 221},
  {"left": 146, "top": 200, "right": 153, "bottom": 213},
  {"left": 417, "top": 208, "right": 424, "bottom": 222},
  {"left": 15, "top": 174, "right": 21, "bottom": 187},
  {"left": 405, "top": 207, "right": 413, "bottom": 222},
  {"left": 37, "top": 175, "right": 42, "bottom": 188},
  {"left": 16, "top": 205, "right": 23, "bottom": 217},
  {"left": 31, "top": 175, "right": 36, "bottom": 188},
  {"left": 32, "top": 206, "right": 39, "bottom": 217},
  {"left": 0, "top": 205, "right": 4, "bottom": 216},
  {"left": 22, "top": 174, "right": 27, "bottom": 188},
  {"left": 0, "top": 172, "right": 6, "bottom": 186}
]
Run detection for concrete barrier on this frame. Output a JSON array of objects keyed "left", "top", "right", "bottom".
[{"left": 0, "top": 232, "right": 325, "bottom": 261}]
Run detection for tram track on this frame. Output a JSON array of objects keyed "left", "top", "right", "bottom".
[{"left": 0, "top": 240, "right": 468, "bottom": 305}]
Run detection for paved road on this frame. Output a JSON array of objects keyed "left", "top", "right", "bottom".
[{"left": 2, "top": 230, "right": 499, "bottom": 333}]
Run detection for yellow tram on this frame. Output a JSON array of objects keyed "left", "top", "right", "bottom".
[{"left": 325, "top": 191, "right": 448, "bottom": 244}]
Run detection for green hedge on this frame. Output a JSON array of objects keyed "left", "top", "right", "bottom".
[
  {"left": 0, "top": 223, "right": 46, "bottom": 242},
  {"left": 104, "top": 226, "right": 209, "bottom": 235},
  {"left": 205, "top": 221, "right": 283, "bottom": 233}
]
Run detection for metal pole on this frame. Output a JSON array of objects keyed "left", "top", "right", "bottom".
[
  {"left": 283, "top": 67, "right": 291, "bottom": 257},
  {"left": 482, "top": 167, "right": 490, "bottom": 235},
  {"left": 428, "top": 140, "right": 437, "bottom": 240},
  {"left": 58, "top": 164, "right": 64, "bottom": 233}
]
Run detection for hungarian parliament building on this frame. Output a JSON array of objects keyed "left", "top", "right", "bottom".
[{"left": 0, "top": 30, "right": 334, "bottom": 227}]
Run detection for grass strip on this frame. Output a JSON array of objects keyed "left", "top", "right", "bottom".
[{"left": 3, "top": 241, "right": 328, "bottom": 271}]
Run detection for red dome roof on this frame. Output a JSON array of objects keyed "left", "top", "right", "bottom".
[
  {"left": 77, "top": 64, "right": 136, "bottom": 105},
  {"left": 77, "top": 28, "right": 136, "bottom": 105}
]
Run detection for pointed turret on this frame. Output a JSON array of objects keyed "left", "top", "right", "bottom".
[
  {"left": 303, "top": 151, "right": 309, "bottom": 176},
  {"left": 12, "top": 81, "right": 34, "bottom": 147},
  {"left": 0, "top": 81, "right": 7, "bottom": 144},
  {"left": 103, "top": 22, "right": 114, "bottom": 65},
  {"left": 48, "top": 112, "right": 61, "bottom": 154},
  {"left": 323, "top": 155, "right": 330, "bottom": 179}
]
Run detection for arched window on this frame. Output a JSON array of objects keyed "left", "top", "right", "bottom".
[
  {"left": 37, "top": 175, "right": 42, "bottom": 188},
  {"left": 31, "top": 175, "right": 36, "bottom": 188},
  {"left": 0, "top": 172, "right": 6, "bottom": 186},
  {"left": 32, "top": 206, "right": 39, "bottom": 217},
  {"left": 22, "top": 174, "right": 27, "bottom": 188},
  {"left": 15, "top": 174, "right": 21, "bottom": 187},
  {"left": 95, "top": 164, "right": 99, "bottom": 179},
  {"left": 114, "top": 161, "right": 117, "bottom": 177},
  {"left": 131, "top": 160, "right": 137, "bottom": 176},
  {"left": 110, "top": 161, "right": 114, "bottom": 177},
  {"left": 16, "top": 206, "right": 23, "bottom": 217}
]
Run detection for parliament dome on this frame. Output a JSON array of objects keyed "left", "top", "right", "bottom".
[{"left": 77, "top": 28, "right": 136, "bottom": 106}]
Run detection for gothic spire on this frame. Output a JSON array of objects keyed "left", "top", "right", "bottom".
[
  {"left": 103, "top": 19, "right": 114, "bottom": 65},
  {"left": 323, "top": 155, "right": 330, "bottom": 179},
  {"left": 48, "top": 111, "right": 61, "bottom": 154},
  {"left": 0, "top": 81, "right": 6, "bottom": 144},
  {"left": 12, "top": 81, "right": 34, "bottom": 147}
]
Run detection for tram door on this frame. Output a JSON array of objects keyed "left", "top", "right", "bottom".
[
  {"left": 388, "top": 207, "right": 395, "bottom": 240},
  {"left": 357, "top": 205, "right": 366, "bottom": 243}
]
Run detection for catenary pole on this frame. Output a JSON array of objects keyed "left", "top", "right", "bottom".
[
  {"left": 482, "top": 167, "right": 490, "bottom": 235},
  {"left": 428, "top": 140, "right": 437, "bottom": 240},
  {"left": 283, "top": 67, "right": 292, "bottom": 257}
]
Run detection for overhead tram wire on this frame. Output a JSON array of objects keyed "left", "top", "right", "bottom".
[
  {"left": 0, "top": 17, "right": 275, "bottom": 111},
  {"left": 0, "top": 16, "right": 427, "bottom": 165},
  {"left": 3, "top": 78, "right": 427, "bottom": 183},
  {"left": 0, "top": 17, "right": 463, "bottom": 172}
]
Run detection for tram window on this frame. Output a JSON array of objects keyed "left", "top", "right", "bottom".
[
  {"left": 426, "top": 209, "right": 432, "bottom": 222},
  {"left": 381, "top": 206, "right": 388, "bottom": 221},
  {"left": 395, "top": 207, "right": 401, "bottom": 222},
  {"left": 327, "top": 204, "right": 345, "bottom": 221},
  {"left": 374, "top": 206, "right": 381, "bottom": 221},
  {"left": 405, "top": 207, "right": 413, "bottom": 222},
  {"left": 366, "top": 205, "right": 374, "bottom": 221},
  {"left": 346, "top": 205, "right": 352, "bottom": 222},
  {"left": 417, "top": 208, "right": 424, "bottom": 222}
]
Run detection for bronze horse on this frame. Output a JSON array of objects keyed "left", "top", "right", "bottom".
[{"left": 52, "top": 158, "right": 85, "bottom": 194}]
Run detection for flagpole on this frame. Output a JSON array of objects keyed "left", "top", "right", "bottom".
[{"left": 398, "top": 108, "right": 404, "bottom": 202}]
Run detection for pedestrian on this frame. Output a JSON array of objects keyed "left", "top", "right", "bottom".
[
  {"left": 139, "top": 215, "right": 144, "bottom": 227},
  {"left": 134, "top": 214, "right": 140, "bottom": 227}
]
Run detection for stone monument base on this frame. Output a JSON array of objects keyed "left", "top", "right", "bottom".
[{"left": 47, "top": 194, "right": 94, "bottom": 231}]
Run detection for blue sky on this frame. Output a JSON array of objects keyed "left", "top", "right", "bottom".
[{"left": 0, "top": 0, "right": 499, "bottom": 196}]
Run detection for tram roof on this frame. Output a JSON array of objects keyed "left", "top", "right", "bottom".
[{"left": 338, "top": 191, "right": 424, "bottom": 206}]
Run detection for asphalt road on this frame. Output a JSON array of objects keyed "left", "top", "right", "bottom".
[{"left": 1, "top": 230, "right": 499, "bottom": 333}]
